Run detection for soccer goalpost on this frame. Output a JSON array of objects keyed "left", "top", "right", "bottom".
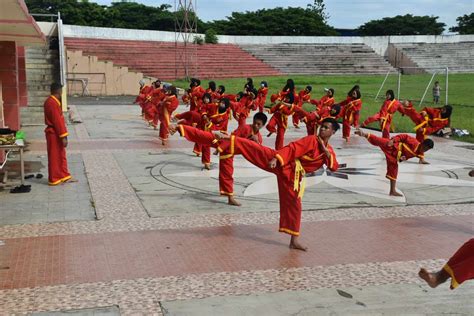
[{"left": 374, "top": 67, "right": 449, "bottom": 106}]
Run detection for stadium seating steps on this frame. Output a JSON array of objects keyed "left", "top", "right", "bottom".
[
  {"left": 391, "top": 42, "right": 474, "bottom": 73},
  {"left": 64, "top": 38, "right": 282, "bottom": 80},
  {"left": 239, "top": 43, "right": 397, "bottom": 74}
]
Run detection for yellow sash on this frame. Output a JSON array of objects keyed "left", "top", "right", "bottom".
[{"left": 293, "top": 159, "right": 306, "bottom": 199}]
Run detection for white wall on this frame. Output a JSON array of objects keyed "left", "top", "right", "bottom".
[{"left": 50, "top": 23, "right": 474, "bottom": 57}]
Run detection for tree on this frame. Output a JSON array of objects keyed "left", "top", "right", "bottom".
[
  {"left": 450, "top": 13, "right": 474, "bottom": 34},
  {"left": 204, "top": 28, "right": 218, "bottom": 44},
  {"left": 357, "top": 15, "right": 445, "bottom": 36},
  {"left": 307, "top": 0, "right": 329, "bottom": 23},
  {"left": 207, "top": 7, "right": 337, "bottom": 36}
]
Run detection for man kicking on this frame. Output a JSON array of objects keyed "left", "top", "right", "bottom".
[{"left": 172, "top": 118, "right": 340, "bottom": 251}]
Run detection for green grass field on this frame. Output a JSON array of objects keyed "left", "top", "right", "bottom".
[{"left": 172, "top": 74, "right": 474, "bottom": 143}]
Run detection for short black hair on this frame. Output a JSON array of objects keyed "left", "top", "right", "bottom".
[
  {"left": 253, "top": 112, "right": 267, "bottom": 125},
  {"left": 331, "top": 104, "right": 341, "bottom": 116},
  {"left": 348, "top": 85, "right": 360, "bottom": 96},
  {"left": 50, "top": 82, "right": 62, "bottom": 93},
  {"left": 220, "top": 98, "right": 230, "bottom": 107},
  {"left": 208, "top": 81, "right": 216, "bottom": 91},
  {"left": 328, "top": 88, "right": 334, "bottom": 96},
  {"left": 442, "top": 105, "right": 453, "bottom": 118},
  {"left": 202, "top": 92, "right": 212, "bottom": 101},
  {"left": 260, "top": 81, "right": 268, "bottom": 88},
  {"left": 306, "top": 85, "right": 312, "bottom": 92},
  {"left": 322, "top": 117, "right": 340, "bottom": 132},
  {"left": 422, "top": 138, "right": 434, "bottom": 150},
  {"left": 386, "top": 89, "right": 395, "bottom": 100},
  {"left": 168, "top": 86, "right": 177, "bottom": 97},
  {"left": 218, "top": 85, "right": 225, "bottom": 93}
]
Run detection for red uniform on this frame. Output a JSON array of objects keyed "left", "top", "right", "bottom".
[
  {"left": 399, "top": 105, "right": 449, "bottom": 142},
  {"left": 218, "top": 124, "right": 263, "bottom": 196},
  {"left": 292, "top": 90, "right": 311, "bottom": 127},
  {"left": 366, "top": 133, "right": 424, "bottom": 181},
  {"left": 267, "top": 102, "right": 297, "bottom": 149},
  {"left": 312, "top": 95, "right": 335, "bottom": 111},
  {"left": 176, "top": 125, "right": 338, "bottom": 236},
  {"left": 135, "top": 85, "right": 154, "bottom": 115},
  {"left": 255, "top": 87, "right": 269, "bottom": 112},
  {"left": 218, "top": 134, "right": 338, "bottom": 236},
  {"left": 443, "top": 239, "right": 474, "bottom": 289},
  {"left": 150, "top": 88, "right": 167, "bottom": 127},
  {"left": 189, "top": 86, "right": 205, "bottom": 111},
  {"left": 235, "top": 94, "right": 256, "bottom": 127},
  {"left": 174, "top": 110, "right": 201, "bottom": 127},
  {"left": 363, "top": 99, "right": 402, "bottom": 139},
  {"left": 44, "top": 95, "right": 71, "bottom": 185},
  {"left": 339, "top": 96, "right": 362, "bottom": 140},
  {"left": 158, "top": 95, "right": 179, "bottom": 141}
]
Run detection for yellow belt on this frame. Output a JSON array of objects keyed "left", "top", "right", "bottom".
[
  {"left": 414, "top": 115, "right": 429, "bottom": 131},
  {"left": 293, "top": 159, "right": 306, "bottom": 199},
  {"left": 397, "top": 143, "right": 403, "bottom": 161}
]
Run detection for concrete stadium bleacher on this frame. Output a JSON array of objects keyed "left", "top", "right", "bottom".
[
  {"left": 391, "top": 42, "right": 474, "bottom": 73},
  {"left": 64, "top": 38, "right": 282, "bottom": 80},
  {"left": 239, "top": 43, "right": 396, "bottom": 74}
]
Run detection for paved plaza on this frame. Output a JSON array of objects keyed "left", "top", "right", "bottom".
[{"left": 0, "top": 100, "right": 473, "bottom": 315}]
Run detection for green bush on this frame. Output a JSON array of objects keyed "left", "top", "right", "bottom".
[
  {"left": 193, "top": 36, "right": 204, "bottom": 45},
  {"left": 204, "top": 28, "right": 218, "bottom": 44}
]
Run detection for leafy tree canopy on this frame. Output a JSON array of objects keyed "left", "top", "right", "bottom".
[
  {"left": 26, "top": 0, "right": 336, "bottom": 36},
  {"left": 450, "top": 13, "right": 474, "bottom": 34},
  {"left": 357, "top": 14, "right": 445, "bottom": 36}
]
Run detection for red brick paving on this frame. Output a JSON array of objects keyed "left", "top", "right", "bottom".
[{"left": 1, "top": 215, "right": 472, "bottom": 290}]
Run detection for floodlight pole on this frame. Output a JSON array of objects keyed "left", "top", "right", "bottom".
[{"left": 174, "top": 0, "right": 198, "bottom": 80}]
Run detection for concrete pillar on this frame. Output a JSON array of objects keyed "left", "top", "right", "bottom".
[
  {"left": 17, "top": 46, "right": 28, "bottom": 107},
  {"left": 0, "top": 41, "right": 20, "bottom": 131}
]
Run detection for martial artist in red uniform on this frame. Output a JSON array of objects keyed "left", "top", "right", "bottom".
[
  {"left": 266, "top": 93, "right": 298, "bottom": 149},
  {"left": 419, "top": 238, "right": 474, "bottom": 290},
  {"left": 235, "top": 89, "right": 257, "bottom": 127},
  {"left": 355, "top": 129, "right": 434, "bottom": 196},
  {"left": 399, "top": 102, "right": 452, "bottom": 142},
  {"left": 158, "top": 86, "right": 180, "bottom": 145},
  {"left": 255, "top": 81, "right": 269, "bottom": 112},
  {"left": 172, "top": 117, "right": 340, "bottom": 251},
  {"left": 292, "top": 86, "right": 312, "bottom": 128},
  {"left": 297, "top": 104, "right": 341, "bottom": 136},
  {"left": 310, "top": 88, "right": 335, "bottom": 112},
  {"left": 189, "top": 78, "right": 205, "bottom": 112},
  {"left": 44, "top": 83, "right": 74, "bottom": 186},
  {"left": 207, "top": 81, "right": 220, "bottom": 102},
  {"left": 362, "top": 90, "right": 402, "bottom": 139},
  {"left": 338, "top": 87, "right": 362, "bottom": 142},
  {"left": 216, "top": 85, "right": 237, "bottom": 102},
  {"left": 134, "top": 79, "right": 153, "bottom": 116}
]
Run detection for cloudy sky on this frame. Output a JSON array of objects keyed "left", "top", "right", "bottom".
[{"left": 94, "top": 0, "right": 472, "bottom": 30}]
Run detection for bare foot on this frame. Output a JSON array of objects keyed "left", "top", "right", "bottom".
[
  {"left": 267, "top": 132, "right": 273, "bottom": 137},
  {"left": 419, "top": 158, "right": 430, "bottom": 164},
  {"left": 390, "top": 190, "right": 403, "bottom": 197},
  {"left": 161, "top": 139, "right": 167, "bottom": 146},
  {"left": 203, "top": 163, "right": 211, "bottom": 170},
  {"left": 294, "top": 125, "right": 300, "bottom": 129},
  {"left": 343, "top": 137, "right": 349, "bottom": 142},
  {"left": 289, "top": 236, "right": 308, "bottom": 251},
  {"left": 419, "top": 268, "right": 441, "bottom": 288},
  {"left": 228, "top": 196, "right": 241, "bottom": 206}
]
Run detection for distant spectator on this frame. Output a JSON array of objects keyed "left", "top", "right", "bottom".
[{"left": 432, "top": 81, "right": 441, "bottom": 104}]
